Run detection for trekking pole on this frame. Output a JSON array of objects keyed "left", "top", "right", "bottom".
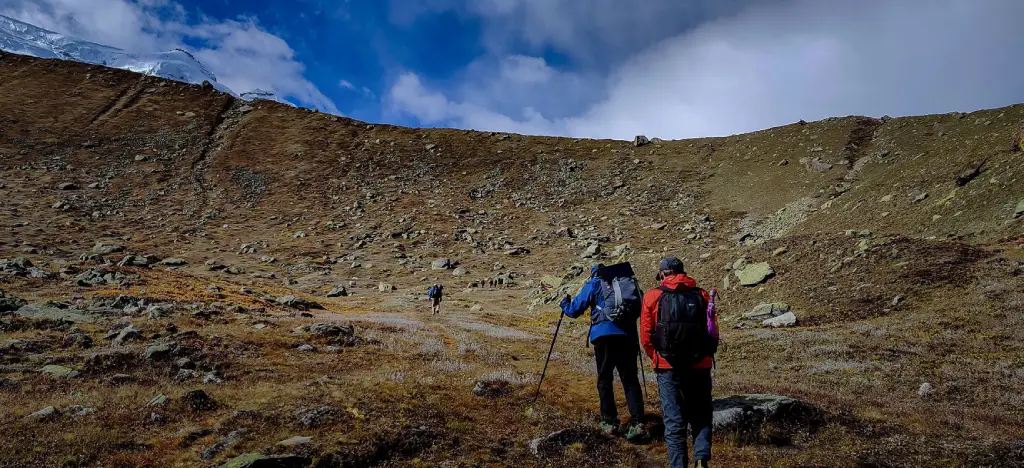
[
  {"left": 638, "top": 349, "right": 648, "bottom": 402},
  {"left": 533, "top": 312, "right": 565, "bottom": 403}
]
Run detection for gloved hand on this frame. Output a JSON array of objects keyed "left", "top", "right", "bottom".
[{"left": 559, "top": 295, "right": 571, "bottom": 310}]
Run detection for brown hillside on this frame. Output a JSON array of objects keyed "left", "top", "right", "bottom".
[{"left": 1, "top": 51, "right": 1023, "bottom": 467}]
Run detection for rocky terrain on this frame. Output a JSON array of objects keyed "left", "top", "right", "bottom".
[{"left": 1, "top": 51, "right": 1023, "bottom": 467}]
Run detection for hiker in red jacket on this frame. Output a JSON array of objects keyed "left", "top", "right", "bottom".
[{"left": 640, "top": 257, "right": 718, "bottom": 468}]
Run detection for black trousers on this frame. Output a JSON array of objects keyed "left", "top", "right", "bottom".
[{"left": 593, "top": 335, "right": 645, "bottom": 424}]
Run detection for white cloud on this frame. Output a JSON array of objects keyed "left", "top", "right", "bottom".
[
  {"left": 339, "top": 79, "right": 355, "bottom": 90},
  {"left": 0, "top": 0, "right": 338, "bottom": 114},
  {"left": 389, "top": 0, "right": 1024, "bottom": 139}
]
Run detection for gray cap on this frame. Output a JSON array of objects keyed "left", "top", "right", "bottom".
[{"left": 658, "top": 257, "right": 685, "bottom": 274}]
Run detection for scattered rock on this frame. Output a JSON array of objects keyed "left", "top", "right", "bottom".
[
  {"left": 144, "top": 343, "right": 173, "bottom": 360},
  {"left": 296, "top": 344, "right": 316, "bottom": 352},
  {"left": 954, "top": 160, "right": 986, "bottom": 187},
  {"left": 277, "top": 436, "right": 312, "bottom": 447},
  {"left": 146, "top": 394, "right": 168, "bottom": 408},
  {"left": 431, "top": 258, "right": 453, "bottom": 270},
  {"left": 452, "top": 267, "right": 469, "bottom": 277},
  {"left": 744, "top": 303, "right": 790, "bottom": 320},
  {"left": 378, "top": 283, "right": 395, "bottom": 293},
  {"left": 295, "top": 405, "right": 339, "bottom": 428},
  {"left": 276, "top": 295, "right": 323, "bottom": 311},
  {"left": 146, "top": 306, "right": 168, "bottom": 320},
  {"left": 529, "top": 427, "right": 609, "bottom": 458},
  {"left": 581, "top": 243, "right": 601, "bottom": 258},
  {"left": 182, "top": 389, "right": 217, "bottom": 412},
  {"left": 112, "top": 325, "right": 142, "bottom": 346},
  {"left": 771, "top": 247, "right": 788, "bottom": 257},
  {"left": 735, "top": 262, "right": 775, "bottom": 286},
  {"left": 175, "top": 369, "right": 201, "bottom": 381},
  {"left": 1015, "top": 200, "right": 1024, "bottom": 219},
  {"left": 201, "top": 429, "right": 247, "bottom": 460},
  {"left": 39, "top": 364, "right": 80, "bottom": 379},
  {"left": 326, "top": 286, "right": 348, "bottom": 297},
  {"left": 221, "top": 453, "right": 310, "bottom": 468},
  {"left": 804, "top": 158, "right": 833, "bottom": 173},
  {"left": 712, "top": 394, "right": 824, "bottom": 444},
  {"left": 918, "top": 382, "right": 935, "bottom": 398},
  {"left": 25, "top": 406, "right": 60, "bottom": 421},
  {"left": 913, "top": 193, "right": 929, "bottom": 203},
  {"left": 472, "top": 379, "right": 511, "bottom": 397},
  {"left": 762, "top": 312, "right": 797, "bottom": 328},
  {"left": 92, "top": 242, "right": 125, "bottom": 254},
  {"left": 56, "top": 182, "right": 79, "bottom": 190}
]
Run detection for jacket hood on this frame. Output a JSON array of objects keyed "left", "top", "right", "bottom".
[
  {"left": 590, "top": 264, "right": 603, "bottom": 278},
  {"left": 661, "top": 273, "right": 697, "bottom": 289}
]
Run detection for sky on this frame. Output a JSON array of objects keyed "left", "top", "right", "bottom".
[{"left": 1, "top": 0, "right": 1023, "bottom": 139}]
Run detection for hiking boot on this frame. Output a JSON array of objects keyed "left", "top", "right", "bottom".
[
  {"left": 599, "top": 421, "right": 617, "bottom": 435},
  {"left": 695, "top": 460, "right": 709, "bottom": 468},
  {"left": 624, "top": 422, "right": 646, "bottom": 441}
]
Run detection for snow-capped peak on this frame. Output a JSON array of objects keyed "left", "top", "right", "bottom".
[{"left": 0, "top": 14, "right": 235, "bottom": 96}]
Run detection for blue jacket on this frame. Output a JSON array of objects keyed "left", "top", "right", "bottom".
[{"left": 560, "top": 270, "right": 637, "bottom": 343}]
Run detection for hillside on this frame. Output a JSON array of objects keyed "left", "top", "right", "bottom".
[{"left": 1, "top": 51, "right": 1023, "bottom": 467}]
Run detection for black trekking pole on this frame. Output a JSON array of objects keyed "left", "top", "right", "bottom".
[{"left": 533, "top": 312, "right": 565, "bottom": 403}]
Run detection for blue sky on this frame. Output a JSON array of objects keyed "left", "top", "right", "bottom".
[{"left": 2, "top": 0, "right": 1024, "bottom": 139}]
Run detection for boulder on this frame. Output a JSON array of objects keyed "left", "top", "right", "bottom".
[
  {"left": 762, "top": 312, "right": 797, "bottom": 328},
  {"left": 378, "top": 282, "right": 395, "bottom": 292},
  {"left": 0, "top": 293, "right": 27, "bottom": 313},
  {"left": 744, "top": 303, "right": 790, "bottom": 320},
  {"left": 326, "top": 286, "right": 348, "bottom": 297},
  {"left": 112, "top": 325, "right": 142, "bottom": 346},
  {"left": 633, "top": 135, "right": 650, "bottom": 147},
  {"left": 735, "top": 262, "right": 775, "bottom": 286},
  {"left": 431, "top": 258, "right": 453, "bottom": 270},
  {"left": 159, "top": 258, "right": 187, "bottom": 266},
  {"left": 39, "top": 364, "right": 80, "bottom": 379},
  {"left": 201, "top": 429, "right": 247, "bottom": 460},
  {"left": 452, "top": 267, "right": 469, "bottom": 277},
  {"left": 13, "top": 303, "right": 94, "bottom": 323},
  {"left": 146, "top": 306, "right": 168, "bottom": 320},
  {"left": 296, "top": 344, "right": 316, "bottom": 352},
  {"left": 918, "top": 382, "right": 935, "bottom": 398},
  {"left": 712, "top": 394, "right": 824, "bottom": 444},
  {"left": 581, "top": 243, "right": 601, "bottom": 258},
  {"left": 57, "top": 182, "right": 79, "bottom": 190},
  {"left": 1015, "top": 200, "right": 1024, "bottom": 218}
]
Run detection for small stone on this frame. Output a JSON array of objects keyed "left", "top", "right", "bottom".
[
  {"left": 176, "top": 358, "right": 196, "bottom": 369},
  {"left": 892, "top": 295, "right": 905, "bottom": 306},
  {"left": 1015, "top": 200, "right": 1024, "bottom": 218},
  {"left": 57, "top": 182, "right": 79, "bottom": 190},
  {"left": 452, "top": 267, "right": 469, "bottom": 277},
  {"left": 918, "top": 382, "right": 934, "bottom": 398},
  {"left": 160, "top": 258, "right": 187, "bottom": 266},
  {"left": 147, "top": 394, "right": 168, "bottom": 407},
  {"left": 431, "top": 258, "right": 453, "bottom": 270},
  {"left": 296, "top": 344, "right": 316, "bottom": 352},
  {"left": 175, "top": 369, "right": 200, "bottom": 381},
  {"left": 182, "top": 389, "right": 217, "bottom": 412},
  {"left": 326, "top": 286, "right": 348, "bottom": 297},
  {"left": 913, "top": 193, "right": 929, "bottom": 203},
  {"left": 879, "top": 195, "right": 893, "bottom": 203},
  {"left": 771, "top": 247, "right": 788, "bottom": 257},
  {"left": 146, "top": 306, "right": 168, "bottom": 320},
  {"left": 378, "top": 283, "right": 395, "bottom": 292}
]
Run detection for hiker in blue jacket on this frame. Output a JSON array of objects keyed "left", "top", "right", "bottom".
[{"left": 560, "top": 264, "right": 645, "bottom": 439}]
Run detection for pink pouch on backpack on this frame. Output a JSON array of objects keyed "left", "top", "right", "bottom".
[{"left": 706, "top": 289, "right": 719, "bottom": 339}]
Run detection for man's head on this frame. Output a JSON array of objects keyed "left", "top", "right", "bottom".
[{"left": 657, "top": 257, "right": 685, "bottom": 280}]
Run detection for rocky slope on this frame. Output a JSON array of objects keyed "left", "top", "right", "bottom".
[{"left": 1, "top": 51, "right": 1023, "bottom": 467}]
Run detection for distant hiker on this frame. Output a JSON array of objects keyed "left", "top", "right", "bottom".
[
  {"left": 427, "top": 283, "right": 444, "bottom": 315},
  {"left": 560, "top": 263, "right": 646, "bottom": 440},
  {"left": 640, "top": 257, "right": 719, "bottom": 468}
]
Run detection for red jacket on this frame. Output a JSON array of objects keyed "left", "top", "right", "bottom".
[{"left": 640, "top": 274, "right": 716, "bottom": 370}]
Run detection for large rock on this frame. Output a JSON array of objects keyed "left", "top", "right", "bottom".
[
  {"left": 735, "top": 262, "right": 775, "bottom": 286},
  {"left": 111, "top": 325, "right": 142, "bottom": 346},
  {"left": 13, "top": 303, "right": 95, "bottom": 323},
  {"left": 326, "top": 286, "right": 348, "bottom": 298},
  {"left": 712, "top": 394, "right": 824, "bottom": 444},
  {"left": 144, "top": 343, "right": 173, "bottom": 360},
  {"left": 0, "top": 293, "right": 27, "bottom": 313},
  {"left": 378, "top": 283, "right": 395, "bottom": 292},
  {"left": 25, "top": 406, "right": 60, "bottom": 420},
  {"left": 762, "top": 312, "right": 797, "bottom": 328},
  {"left": 581, "top": 243, "right": 601, "bottom": 258},
  {"left": 1015, "top": 200, "right": 1024, "bottom": 218},
  {"left": 182, "top": 389, "right": 217, "bottom": 412},
  {"left": 431, "top": 258, "right": 453, "bottom": 270},
  {"left": 744, "top": 303, "right": 790, "bottom": 320},
  {"left": 295, "top": 405, "right": 339, "bottom": 428},
  {"left": 221, "top": 453, "right": 310, "bottom": 468},
  {"left": 92, "top": 242, "right": 124, "bottom": 255},
  {"left": 633, "top": 135, "right": 650, "bottom": 147},
  {"left": 452, "top": 267, "right": 469, "bottom": 277},
  {"left": 276, "top": 295, "right": 323, "bottom": 311}
]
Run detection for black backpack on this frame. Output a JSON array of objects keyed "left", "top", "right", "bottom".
[
  {"left": 429, "top": 285, "right": 443, "bottom": 299},
  {"left": 652, "top": 286, "right": 716, "bottom": 365}
]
